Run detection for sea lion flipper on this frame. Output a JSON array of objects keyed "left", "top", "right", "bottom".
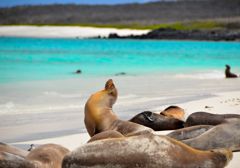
[{"left": 143, "top": 111, "right": 154, "bottom": 122}]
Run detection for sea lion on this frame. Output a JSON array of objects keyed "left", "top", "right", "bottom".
[
  {"left": 0, "top": 152, "right": 34, "bottom": 168},
  {"left": 129, "top": 111, "right": 184, "bottom": 131},
  {"left": 84, "top": 79, "right": 152, "bottom": 137},
  {"left": 167, "top": 125, "right": 214, "bottom": 140},
  {"left": 185, "top": 112, "right": 240, "bottom": 127},
  {"left": 88, "top": 130, "right": 124, "bottom": 143},
  {"left": 160, "top": 105, "right": 185, "bottom": 120},
  {"left": 62, "top": 133, "right": 232, "bottom": 168},
  {"left": 225, "top": 65, "right": 238, "bottom": 78},
  {"left": 0, "top": 143, "right": 33, "bottom": 168},
  {"left": 26, "top": 143, "right": 70, "bottom": 168},
  {"left": 182, "top": 118, "right": 240, "bottom": 152}
]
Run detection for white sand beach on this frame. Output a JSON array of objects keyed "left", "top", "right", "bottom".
[
  {"left": 0, "top": 26, "right": 150, "bottom": 38},
  {"left": 10, "top": 89, "right": 240, "bottom": 168}
]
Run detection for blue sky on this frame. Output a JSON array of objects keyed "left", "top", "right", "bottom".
[{"left": 0, "top": 0, "right": 158, "bottom": 7}]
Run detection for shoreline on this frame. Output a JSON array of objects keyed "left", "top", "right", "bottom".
[
  {"left": 0, "top": 25, "right": 239, "bottom": 41},
  {"left": 0, "top": 25, "right": 150, "bottom": 39}
]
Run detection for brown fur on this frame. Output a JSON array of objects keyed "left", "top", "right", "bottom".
[
  {"left": 160, "top": 105, "right": 185, "bottom": 120},
  {"left": 0, "top": 143, "right": 34, "bottom": 168},
  {"left": 88, "top": 130, "right": 124, "bottom": 143},
  {"left": 63, "top": 133, "right": 232, "bottom": 168},
  {"left": 167, "top": 125, "right": 214, "bottom": 140},
  {"left": 183, "top": 118, "right": 240, "bottom": 152},
  {"left": 26, "top": 144, "right": 70, "bottom": 168},
  {"left": 84, "top": 79, "right": 152, "bottom": 137}
]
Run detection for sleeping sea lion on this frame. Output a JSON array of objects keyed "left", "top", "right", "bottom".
[
  {"left": 183, "top": 118, "right": 240, "bottom": 152},
  {"left": 0, "top": 142, "right": 29, "bottom": 158},
  {"left": 0, "top": 152, "right": 34, "bottom": 168},
  {"left": 129, "top": 111, "right": 184, "bottom": 131},
  {"left": 167, "top": 125, "right": 214, "bottom": 140},
  {"left": 26, "top": 144, "right": 70, "bottom": 168},
  {"left": 84, "top": 79, "right": 152, "bottom": 137},
  {"left": 62, "top": 133, "right": 232, "bottom": 168},
  {"left": 0, "top": 143, "right": 33, "bottom": 168},
  {"left": 225, "top": 65, "right": 238, "bottom": 78},
  {"left": 160, "top": 105, "right": 185, "bottom": 120},
  {"left": 185, "top": 111, "right": 240, "bottom": 127}
]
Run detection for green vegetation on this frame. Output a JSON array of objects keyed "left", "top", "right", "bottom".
[{"left": 1, "top": 21, "right": 229, "bottom": 30}]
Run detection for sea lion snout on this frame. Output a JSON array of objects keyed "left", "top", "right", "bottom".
[
  {"left": 105, "top": 79, "right": 114, "bottom": 90},
  {"left": 105, "top": 79, "right": 118, "bottom": 97}
]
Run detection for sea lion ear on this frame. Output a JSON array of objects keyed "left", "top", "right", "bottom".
[{"left": 105, "top": 79, "right": 115, "bottom": 91}]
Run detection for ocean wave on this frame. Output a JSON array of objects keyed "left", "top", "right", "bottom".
[
  {"left": 175, "top": 70, "right": 224, "bottom": 79},
  {"left": 0, "top": 101, "right": 84, "bottom": 115},
  {"left": 43, "top": 91, "right": 82, "bottom": 98}
]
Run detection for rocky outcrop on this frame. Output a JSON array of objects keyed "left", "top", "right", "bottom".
[{"left": 107, "top": 28, "right": 240, "bottom": 41}]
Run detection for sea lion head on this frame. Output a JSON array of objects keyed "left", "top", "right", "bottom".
[
  {"left": 225, "top": 64, "right": 230, "bottom": 70},
  {"left": 103, "top": 79, "right": 118, "bottom": 107}
]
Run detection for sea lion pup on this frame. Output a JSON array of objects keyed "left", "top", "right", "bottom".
[
  {"left": 160, "top": 105, "right": 185, "bottom": 120},
  {"left": 0, "top": 142, "right": 29, "bottom": 158},
  {"left": 129, "top": 111, "right": 184, "bottom": 131},
  {"left": 26, "top": 144, "right": 70, "bottom": 168},
  {"left": 84, "top": 79, "right": 152, "bottom": 137},
  {"left": 167, "top": 125, "right": 214, "bottom": 141},
  {"left": 183, "top": 118, "right": 240, "bottom": 152},
  {"left": 62, "top": 133, "right": 232, "bottom": 168},
  {"left": 185, "top": 112, "right": 240, "bottom": 127},
  {"left": 225, "top": 65, "right": 238, "bottom": 78},
  {"left": 88, "top": 130, "right": 124, "bottom": 143}
]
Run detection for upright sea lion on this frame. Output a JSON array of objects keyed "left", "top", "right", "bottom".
[
  {"left": 160, "top": 105, "right": 185, "bottom": 120},
  {"left": 183, "top": 118, "right": 240, "bottom": 152},
  {"left": 225, "top": 65, "right": 238, "bottom": 78},
  {"left": 185, "top": 111, "right": 240, "bottom": 127},
  {"left": 84, "top": 79, "right": 152, "bottom": 137},
  {"left": 167, "top": 125, "right": 214, "bottom": 141},
  {"left": 62, "top": 133, "right": 232, "bottom": 168},
  {"left": 129, "top": 111, "right": 184, "bottom": 131},
  {"left": 26, "top": 144, "right": 70, "bottom": 168}
]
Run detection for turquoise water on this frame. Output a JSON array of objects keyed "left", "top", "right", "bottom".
[{"left": 0, "top": 37, "right": 240, "bottom": 83}]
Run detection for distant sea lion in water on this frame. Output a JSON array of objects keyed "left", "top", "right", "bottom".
[
  {"left": 182, "top": 118, "right": 240, "bottom": 152},
  {"left": 225, "top": 65, "right": 238, "bottom": 78},
  {"left": 167, "top": 125, "right": 214, "bottom": 141},
  {"left": 26, "top": 144, "right": 70, "bottom": 168},
  {"left": 185, "top": 111, "right": 240, "bottom": 127},
  {"left": 75, "top": 69, "right": 82, "bottom": 74},
  {"left": 129, "top": 111, "right": 184, "bottom": 131},
  {"left": 62, "top": 133, "right": 232, "bottom": 168},
  {"left": 84, "top": 79, "right": 152, "bottom": 137},
  {"left": 160, "top": 105, "right": 185, "bottom": 120}
]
